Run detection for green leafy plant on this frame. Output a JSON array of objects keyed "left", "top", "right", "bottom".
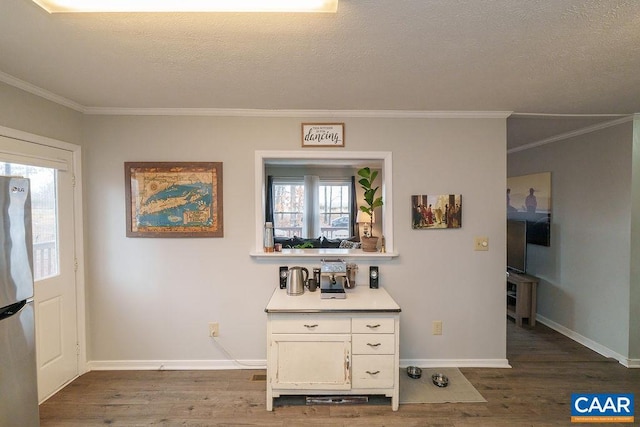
[
  {"left": 294, "top": 241, "right": 314, "bottom": 249},
  {"left": 357, "top": 167, "right": 383, "bottom": 237}
]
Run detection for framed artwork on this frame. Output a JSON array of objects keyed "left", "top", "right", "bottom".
[
  {"left": 411, "top": 194, "right": 462, "bottom": 229},
  {"left": 125, "top": 162, "right": 223, "bottom": 237},
  {"left": 507, "top": 172, "right": 551, "bottom": 246},
  {"left": 301, "top": 123, "right": 345, "bottom": 147}
]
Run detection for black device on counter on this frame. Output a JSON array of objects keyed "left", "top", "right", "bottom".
[
  {"left": 279, "top": 266, "right": 288, "bottom": 289},
  {"left": 369, "top": 266, "right": 379, "bottom": 288}
]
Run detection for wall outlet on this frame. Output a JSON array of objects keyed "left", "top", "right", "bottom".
[
  {"left": 432, "top": 320, "right": 443, "bottom": 335},
  {"left": 209, "top": 322, "right": 219, "bottom": 337}
]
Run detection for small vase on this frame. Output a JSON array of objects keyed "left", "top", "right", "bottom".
[{"left": 361, "top": 236, "right": 379, "bottom": 252}]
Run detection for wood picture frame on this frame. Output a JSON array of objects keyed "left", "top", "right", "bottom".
[
  {"left": 301, "top": 123, "right": 345, "bottom": 147},
  {"left": 125, "top": 162, "right": 223, "bottom": 237},
  {"left": 411, "top": 194, "right": 462, "bottom": 229}
]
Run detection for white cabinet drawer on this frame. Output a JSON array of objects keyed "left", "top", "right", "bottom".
[
  {"left": 270, "top": 317, "right": 351, "bottom": 334},
  {"left": 352, "top": 334, "right": 395, "bottom": 355},
  {"left": 352, "top": 317, "right": 395, "bottom": 334},
  {"left": 351, "top": 355, "right": 395, "bottom": 389}
]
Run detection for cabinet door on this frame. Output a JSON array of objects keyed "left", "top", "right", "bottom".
[{"left": 270, "top": 334, "right": 351, "bottom": 390}]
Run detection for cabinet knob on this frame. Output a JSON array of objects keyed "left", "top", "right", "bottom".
[
  {"left": 366, "top": 324, "right": 381, "bottom": 329},
  {"left": 366, "top": 370, "right": 380, "bottom": 375},
  {"left": 367, "top": 343, "right": 382, "bottom": 347},
  {"left": 303, "top": 324, "right": 318, "bottom": 328}
]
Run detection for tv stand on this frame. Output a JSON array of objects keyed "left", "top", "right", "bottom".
[{"left": 506, "top": 272, "right": 539, "bottom": 327}]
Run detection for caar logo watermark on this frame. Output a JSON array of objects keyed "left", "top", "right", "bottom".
[{"left": 571, "top": 393, "right": 634, "bottom": 423}]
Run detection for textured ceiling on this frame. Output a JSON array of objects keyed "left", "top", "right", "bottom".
[{"left": 1, "top": 0, "right": 639, "bottom": 146}]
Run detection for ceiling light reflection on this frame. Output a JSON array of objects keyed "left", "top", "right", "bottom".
[{"left": 33, "top": 0, "right": 338, "bottom": 13}]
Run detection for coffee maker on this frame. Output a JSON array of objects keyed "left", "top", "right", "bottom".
[{"left": 320, "top": 259, "right": 348, "bottom": 299}]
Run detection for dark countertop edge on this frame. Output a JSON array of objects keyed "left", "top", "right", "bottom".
[{"left": 265, "top": 308, "right": 401, "bottom": 313}]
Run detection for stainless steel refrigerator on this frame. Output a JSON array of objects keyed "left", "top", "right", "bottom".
[{"left": 0, "top": 176, "right": 40, "bottom": 427}]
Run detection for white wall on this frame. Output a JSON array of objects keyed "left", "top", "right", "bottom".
[
  {"left": 0, "top": 81, "right": 83, "bottom": 145},
  {"left": 82, "top": 114, "right": 508, "bottom": 367},
  {"left": 508, "top": 122, "right": 634, "bottom": 361},
  {"left": 1, "top": 83, "right": 508, "bottom": 366}
]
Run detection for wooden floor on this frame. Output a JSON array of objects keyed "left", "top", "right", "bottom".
[{"left": 40, "top": 321, "right": 640, "bottom": 426}]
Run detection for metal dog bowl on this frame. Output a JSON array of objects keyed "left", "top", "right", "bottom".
[
  {"left": 431, "top": 373, "right": 449, "bottom": 387},
  {"left": 406, "top": 366, "right": 422, "bottom": 379}
]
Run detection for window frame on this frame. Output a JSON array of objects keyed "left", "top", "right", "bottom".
[
  {"left": 271, "top": 175, "right": 353, "bottom": 239},
  {"left": 254, "top": 150, "right": 394, "bottom": 257}
]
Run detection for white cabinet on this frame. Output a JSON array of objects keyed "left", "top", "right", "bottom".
[
  {"left": 265, "top": 287, "right": 400, "bottom": 411},
  {"left": 270, "top": 332, "right": 351, "bottom": 390}
]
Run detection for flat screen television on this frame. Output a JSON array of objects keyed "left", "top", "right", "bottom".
[{"left": 507, "top": 219, "right": 527, "bottom": 273}]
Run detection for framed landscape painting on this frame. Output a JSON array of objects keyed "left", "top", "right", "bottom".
[
  {"left": 125, "top": 162, "right": 223, "bottom": 237},
  {"left": 411, "top": 194, "right": 462, "bottom": 229}
]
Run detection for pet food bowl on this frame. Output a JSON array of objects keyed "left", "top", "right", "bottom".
[
  {"left": 431, "top": 373, "right": 449, "bottom": 387},
  {"left": 406, "top": 366, "right": 422, "bottom": 379}
]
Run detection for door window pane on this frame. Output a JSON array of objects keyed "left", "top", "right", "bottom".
[{"left": 1, "top": 162, "right": 59, "bottom": 280}]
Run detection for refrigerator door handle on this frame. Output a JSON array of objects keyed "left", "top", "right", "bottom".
[{"left": 0, "top": 300, "right": 27, "bottom": 321}]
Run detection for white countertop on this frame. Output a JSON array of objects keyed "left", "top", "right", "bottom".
[
  {"left": 265, "top": 285, "right": 401, "bottom": 313},
  {"left": 250, "top": 248, "right": 399, "bottom": 259}
]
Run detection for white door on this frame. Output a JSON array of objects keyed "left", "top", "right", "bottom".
[{"left": 0, "top": 135, "right": 79, "bottom": 401}]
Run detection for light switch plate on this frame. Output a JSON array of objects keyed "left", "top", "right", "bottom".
[{"left": 474, "top": 237, "right": 489, "bottom": 251}]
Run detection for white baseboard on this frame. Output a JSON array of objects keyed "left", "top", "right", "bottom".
[
  {"left": 88, "top": 358, "right": 511, "bottom": 371},
  {"left": 536, "top": 315, "right": 636, "bottom": 368},
  {"left": 627, "top": 359, "right": 640, "bottom": 368},
  {"left": 87, "top": 359, "right": 266, "bottom": 371},
  {"left": 400, "top": 359, "right": 511, "bottom": 368}
]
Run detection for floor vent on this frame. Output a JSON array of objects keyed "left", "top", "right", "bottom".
[
  {"left": 306, "top": 396, "right": 369, "bottom": 405},
  {"left": 251, "top": 374, "right": 267, "bottom": 381}
]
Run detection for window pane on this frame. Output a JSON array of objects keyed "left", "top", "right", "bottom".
[
  {"left": 273, "top": 182, "right": 304, "bottom": 237},
  {"left": 320, "top": 183, "right": 350, "bottom": 239},
  {"left": 1, "top": 162, "right": 59, "bottom": 280},
  {"left": 271, "top": 178, "right": 352, "bottom": 240}
]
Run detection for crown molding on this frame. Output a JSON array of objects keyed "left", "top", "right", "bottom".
[
  {"left": 82, "top": 107, "right": 512, "bottom": 119},
  {"left": 0, "top": 71, "right": 85, "bottom": 113},
  {"left": 0, "top": 71, "right": 511, "bottom": 118},
  {"left": 507, "top": 115, "right": 635, "bottom": 154},
  {"left": 510, "top": 112, "right": 630, "bottom": 118}
]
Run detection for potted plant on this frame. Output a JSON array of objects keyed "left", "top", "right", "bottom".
[{"left": 357, "top": 167, "right": 383, "bottom": 252}]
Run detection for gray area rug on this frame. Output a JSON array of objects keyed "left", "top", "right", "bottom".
[{"left": 399, "top": 367, "right": 486, "bottom": 404}]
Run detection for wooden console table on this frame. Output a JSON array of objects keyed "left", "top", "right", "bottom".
[{"left": 506, "top": 272, "right": 539, "bottom": 327}]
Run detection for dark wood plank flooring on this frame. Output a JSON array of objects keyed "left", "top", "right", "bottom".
[{"left": 39, "top": 321, "right": 640, "bottom": 426}]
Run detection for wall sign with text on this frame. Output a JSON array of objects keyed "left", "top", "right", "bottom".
[{"left": 301, "top": 123, "right": 345, "bottom": 147}]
